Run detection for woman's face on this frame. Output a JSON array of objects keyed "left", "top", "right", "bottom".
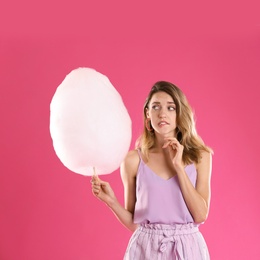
[{"left": 146, "top": 91, "right": 177, "bottom": 137}]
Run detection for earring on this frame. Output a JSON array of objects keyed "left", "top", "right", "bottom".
[{"left": 145, "top": 118, "right": 153, "bottom": 132}]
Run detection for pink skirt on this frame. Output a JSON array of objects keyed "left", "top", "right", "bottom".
[{"left": 124, "top": 223, "right": 210, "bottom": 260}]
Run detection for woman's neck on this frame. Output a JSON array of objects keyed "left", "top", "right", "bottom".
[{"left": 153, "top": 132, "right": 177, "bottom": 151}]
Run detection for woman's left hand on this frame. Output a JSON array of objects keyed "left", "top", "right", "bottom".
[{"left": 162, "top": 138, "right": 184, "bottom": 169}]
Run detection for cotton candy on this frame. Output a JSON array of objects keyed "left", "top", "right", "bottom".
[{"left": 50, "top": 68, "right": 132, "bottom": 176}]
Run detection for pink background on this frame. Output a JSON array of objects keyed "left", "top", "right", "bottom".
[{"left": 1, "top": 1, "right": 259, "bottom": 259}]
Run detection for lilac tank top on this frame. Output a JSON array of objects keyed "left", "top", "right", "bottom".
[{"left": 133, "top": 150, "right": 197, "bottom": 224}]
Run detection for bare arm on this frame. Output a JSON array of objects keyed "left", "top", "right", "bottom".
[
  {"left": 91, "top": 150, "right": 139, "bottom": 231},
  {"left": 175, "top": 151, "right": 212, "bottom": 223},
  {"left": 120, "top": 150, "right": 139, "bottom": 220},
  {"left": 163, "top": 138, "right": 212, "bottom": 223}
]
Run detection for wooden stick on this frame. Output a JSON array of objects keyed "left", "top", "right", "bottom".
[{"left": 93, "top": 166, "right": 97, "bottom": 176}]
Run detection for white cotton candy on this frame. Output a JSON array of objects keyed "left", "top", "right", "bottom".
[{"left": 50, "top": 68, "right": 132, "bottom": 176}]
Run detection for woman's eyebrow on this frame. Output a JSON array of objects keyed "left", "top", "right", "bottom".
[
  {"left": 151, "top": 101, "right": 175, "bottom": 104},
  {"left": 151, "top": 101, "right": 175, "bottom": 105}
]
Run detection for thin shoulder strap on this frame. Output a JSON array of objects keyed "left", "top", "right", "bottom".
[
  {"left": 136, "top": 148, "right": 143, "bottom": 162},
  {"left": 135, "top": 149, "right": 143, "bottom": 177}
]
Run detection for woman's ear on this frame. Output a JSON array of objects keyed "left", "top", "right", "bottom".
[{"left": 146, "top": 108, "right": 150, "bottom": 119}]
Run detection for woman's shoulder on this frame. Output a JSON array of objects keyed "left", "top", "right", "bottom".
[
  {"left": 120, "top": 149, "right": 140, "bottom": 177},
  {"left": 124, "top": 149, "right": 140, "bottom": 166},
  {"left": 195, "top": 150, "right": 212, "bottom": 175},
  {"left": 200, "top": 150, "right": 212, "bottom": 163}
]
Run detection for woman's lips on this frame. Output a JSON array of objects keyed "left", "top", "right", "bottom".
[{"left": 158, "top": 121, "right": 169, "bottom": 127}]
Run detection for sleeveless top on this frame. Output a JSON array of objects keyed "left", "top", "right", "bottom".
[{"left": 133, "top": 150, "right": 197, "bottom": 224}]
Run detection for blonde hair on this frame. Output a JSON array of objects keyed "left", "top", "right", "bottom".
[{"left": 135, "top": 81, "right": 212, "bottom": 165}]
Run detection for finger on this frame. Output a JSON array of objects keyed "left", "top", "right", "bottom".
[
  {"left": 171, "top": 143, "right": 183, "bottom": 151},
  {"left": 163, "top": 138, "right": 179, "bottom": 148},
  {"left": 93, "top": 190, "right": 100, "bottom": 196},
  {"left": 92, "top": 184, "right": 102, "bottom": 194},
  {"left": 170, "top": 144, "right": 177, "bottom": 150},
  {"left": 168, "top": 138, "right": 179, "bottom": 144},
  {"left": 100, "top": 181, "right": 109, "bottom": 189},
  {"left": 164, "top": 137, "right": 178, "bottom": 142},
  {"left": 168, "top": 139, "right": 180, "bottom": 146},
  {"left": 170, "top": 143, "right": 184, "bottom": 153},
  {"left": 92, "top": 183, "right": 101, "bottom": 189},
  {"left": 92, "top": 174, "right": 103, "bottom": 186},
  {"left": 162, "top": 140, "right": 172, "bottom": 148},
  {"left": 92, "top": 175, "right": 100, "bottom": 181},
  {"left": 92, "top": 186, "right": 101, "bottom": 193}
]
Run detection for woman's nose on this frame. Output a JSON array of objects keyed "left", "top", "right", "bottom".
[{"left": 158, "top": 107, "right": 167, "bottom": 118}]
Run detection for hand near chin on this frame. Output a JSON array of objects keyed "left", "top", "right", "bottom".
[
  {"left": 91, "top": 175, "right": 116, "bottom": 205},
  {"left": 162, "top": 137, "right": 184, "bottom": 169}
]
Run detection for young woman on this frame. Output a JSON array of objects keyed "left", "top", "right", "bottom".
[{"left": 91, "top": 81, "right": 213, "bottom": 259}]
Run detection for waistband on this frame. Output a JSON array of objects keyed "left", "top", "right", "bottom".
[
  {"left": 138, "top": 223, "right": 200, "bottom": 254},
  {"left": 138, "top": 222, "right": 199, "bottom": 235}
]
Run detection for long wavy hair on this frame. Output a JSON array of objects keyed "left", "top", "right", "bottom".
[{"left": 135, "top": 81, "right": 212, "bottom": 165}]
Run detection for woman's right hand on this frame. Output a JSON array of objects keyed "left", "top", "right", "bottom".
[{"left": 91, "top": 175, "right": 117, "bottom": 206}]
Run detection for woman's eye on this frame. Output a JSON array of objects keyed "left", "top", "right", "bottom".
[
  {"left": 168, "top": 106, "right": 176, "bottom": 111},
  {"left": 152, "top": 105, "right": 160, "bottom": 110}
]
